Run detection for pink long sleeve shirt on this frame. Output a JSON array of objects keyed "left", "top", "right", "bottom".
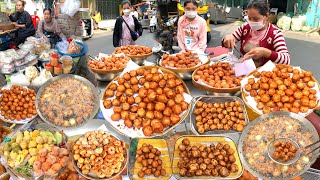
[{"left": 177, "top": 15, "right": 207, "bottom": 52}]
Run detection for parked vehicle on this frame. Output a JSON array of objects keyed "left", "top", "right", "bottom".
[
  {"left": 78, "top": 8, "right": 94, "bottom": 39},
  {"left": 150, "top": 15, "right": 158, "bottom": 32},
  {"left": 157, "top": 15, "right": 179, "bottom": 52}
]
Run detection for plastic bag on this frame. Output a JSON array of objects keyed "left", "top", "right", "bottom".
[
  {"left": 67, "top": 40, "right": 82, "bottom": 54},
  {"left": 61, "top": 0, "right": 81, "bottom": 17},
  {"left": 56, "top": 40, "right": 69, "bottom": 54},
  {"left": 31, "top": 69, "right": 52, "bottom": 87},
  {"left": 10, "top": 72, "right": 30, "bottom": 86},
  {"left": 25, "top": 66, "right": 39, "bottom": 80}
]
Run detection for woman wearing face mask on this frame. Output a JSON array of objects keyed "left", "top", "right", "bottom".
[
  {"left": 177, "top": 0, "right": 207, "bottom": 52},
  {"left": 223, "top": 0, "right": 290, "bottom": 67},
  {"left": 37, "top": 8, "right": 65, "bottom": 48},
  {"left": 7, "top": 0, "right": 35, "bottom": 46},
  {"left": 113, "top": 1, "right": 143, "bottom": 47}
]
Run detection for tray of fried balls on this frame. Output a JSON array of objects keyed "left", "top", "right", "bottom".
[
  {"left": 100, "top": 65, "right": 192, "bottom": 138},
  {"left": 192, "top": 62, "right": 243, "bottom": 94},
  {"left": 128, "top": 138, "right": 172, "bottom": 180},
  {"left": 190, "top": 96, "right": 249, "bottom": 135},
  {"left": 87, "top": 54, "right": 131, "bottom": 74},
  {"left": 72, "top": 130, "right": 128, "bottom": 179},
  {"left": 114, "top": 45, "right": 153, "bottom": 59},
  {"left": 172, "top": 136, "right": 243, "bottom": 179},
  {"left": 241, "top": 63, "right": 320, "bottom": 117},
  {"left": 0, "top": 85, "right": 37, "bottom": 124}
]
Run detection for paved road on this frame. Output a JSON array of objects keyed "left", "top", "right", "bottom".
[{"left": 85, "top": 24, "right": 320, "bottom": 90}]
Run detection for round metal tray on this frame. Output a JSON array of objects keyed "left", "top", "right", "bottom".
[
  {"left": 72, "top": 131, "right": 129, "bottom": 180},
  {"left": 35, "top": 74, "right": 100, "bottom": 129},
  {"left": 238, "top": 112, "right": 319, "bottom": 180},
  {"left": 100, "top": 66, "right": 191, "bottom": 138}
]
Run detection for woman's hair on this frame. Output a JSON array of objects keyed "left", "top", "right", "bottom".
[
  {"left": 247, "top": 0, "right": 270, "bottom": 16},
  {"left": 17, "top": 0, "right": 26, "bottom": 7},
  {"left": 43, "top": 8, "right": 52, "bottom": 14},
  {"left": 184, "top": 0, "right": 198, "bottom": 7},
  {"left": 122, "top": 0, "right": 131, "bottom": 7}
]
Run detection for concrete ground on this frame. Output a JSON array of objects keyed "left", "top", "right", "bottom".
[{"left": 85, "top": 22, "right": 320, "bottom": 86}]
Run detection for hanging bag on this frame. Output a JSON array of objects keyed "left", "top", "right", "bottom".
[{"left": 122, "top": 17, "right": 139, "bottom": 41}]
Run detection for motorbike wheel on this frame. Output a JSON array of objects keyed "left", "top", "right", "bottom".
[
  {"left": 207, "top": 32, "right": 212, "bottom": 44},
  {"left": 159, "top": 31, "right": 173, "bottom": 52},
  {"left": 150, "top": 26, "right": 155, "bottom": 33}
]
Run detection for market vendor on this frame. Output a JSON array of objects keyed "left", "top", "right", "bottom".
[
  {"left": 177, "top": 0, "right": 207, "bottom": 52},
  {"left": 223, "top": 0, "right": 290, "bottom": 67},
  {"left": 37, "top": 8, "right": 65, "bottom": 48},
  {"left": 7, "top": 0, "right": 35, "bottom": 46}
]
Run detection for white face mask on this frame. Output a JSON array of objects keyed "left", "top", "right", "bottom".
[
  {"left": 248, "top": 20, "right": 265, "bottom": 31},
  {"left": 185, "top": 11, "right": 197, "bottom": 19},
  {"left": 123, "top": 9, "right": 131, "bottom": 16}
]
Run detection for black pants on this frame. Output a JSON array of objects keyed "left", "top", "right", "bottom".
[{"left": 15, "top": 30, "right": 35, "bottom": 46}]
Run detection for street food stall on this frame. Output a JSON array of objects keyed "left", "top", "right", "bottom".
[{"left": 1, "top": 15, "right": 320, "bottom": 179}]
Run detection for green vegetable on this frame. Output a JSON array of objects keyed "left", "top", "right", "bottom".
[
  {"left": 5, "top": 75, "right": 10, "bottom": 83},
  {"left": 54, "top": 132, "right": 63, "bottom": 145},
  {"left": 16, "top": 164, "right": 33, "bottom": 176}
]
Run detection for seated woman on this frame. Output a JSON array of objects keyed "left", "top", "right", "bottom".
[
  {"left": 7, "top": 0, "right": 35, "bottom": 46},
  {"left": 223, "top": 0, "right": 290, "bottom": 67},
  {"left": 177, "top": 0, "right": 207, "bottom": 52},
  {"left": 37, "top": 8, "right": 65, "bottom": 47}
]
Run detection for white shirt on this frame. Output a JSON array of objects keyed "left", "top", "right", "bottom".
[{"left": 132, "top": 11, "right": 139, "bottom": 19}]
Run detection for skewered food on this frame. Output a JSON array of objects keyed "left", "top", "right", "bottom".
[
  {"left": 0, "top": 86, "right": 37, "bottom": 121},
  {"left": 87, "top": 54, "right": 130, "bottom": 71},
  {"left": 242, "top": 115, "right": 315, "bottom": 178},
  {"left": 114, "top": 45, "right": 152, "bottom": 56},
  {"left": 193, "top": 62, "right": 242, "bottom": 88},
  {"left": 102, "top": 67, "right": 190, "bottom": 136},
  {"left": 177, "top": 138, "right": 239, "bottom": 178},
  {"left": 135, "top": 143, "right": 166, "bottom": 178},
  {"left": 244, "top": 65, "right": 319, "bottom": 114},
  {"left": 161, "top": 52, "right": 201, "bottom": 68},
  {"left": 194, "top": 100, "right": 247, "bottom": 133},
  {"left": 38, "top": 78, "right": 96, "bottom": 127},
  {"left": 73, "top": 130, "right": 126, "bottom": 178}
]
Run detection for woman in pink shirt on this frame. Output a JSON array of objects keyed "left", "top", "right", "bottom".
[
  {"left": 177, "top": 0, "right": 207, "bottom": 52},
  {"left": 223, "top": 0, "right": 290, "bottom": 67}
]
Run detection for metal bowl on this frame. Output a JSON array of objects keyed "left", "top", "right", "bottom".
[
  {"left": 192, "top": 64, "right": 242, "bottom": 95},
  {"left": 36, "top": 74, "right": 100, "bottom": 129},
  {"left": 88, "top": 68, "right": 122, "bottom": 82},
  {"left": 157, "top": 54, "right": 210, "bottom": 80},
  {"left": 72, "top": 131, "right": 129, "bottom": 180},
  {"left": 189, "top": 96, "right": 249, "bottom": 135},
  {"left": 130, "top": 57, "right": 148, "bottom": 66},
  {"left": 238, "top": 112, "right": 319, "bottom": 180}
]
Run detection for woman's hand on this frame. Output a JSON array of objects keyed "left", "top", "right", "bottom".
[
  {"left": 243, "top": 47, "right": 271, "bottom": 61},
  {"left": 12, "top": 22, "right": 20, "bottom": 28},
  {"left": 6, "top": 12, "right": 12, "bottom": 17},
  {"left": 223, "top": 35, "right": 236, "bottom": 49}
]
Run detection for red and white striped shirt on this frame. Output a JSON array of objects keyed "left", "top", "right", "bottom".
[{"left": 232, "top": 23, "right": 290, "bottom": 66}]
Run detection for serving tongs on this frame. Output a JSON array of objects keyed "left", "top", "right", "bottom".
[
  {"left": 267, "top": 137, "right": 320, "bottom": 165},
  {"left": 88, "top": 55, "right": 101, "bottom": 62}
]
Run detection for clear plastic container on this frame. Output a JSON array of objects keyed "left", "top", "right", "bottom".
[
  {"left": 0, "top": 63, "right": 15, "bottom": 74},
  {"left": 60, "top": 55, "right": 73, "bottom": 66},
  {"left": 62, "top": 64, "right": 72, "bottom": 74}
]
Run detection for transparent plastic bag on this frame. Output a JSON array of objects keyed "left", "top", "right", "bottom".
[
  {"left": 56, "top": 40, "right": 69, "bottom": 54},
  {"left": 61, "top": 0, "right": 81, "bottom": 17},
  {"left": 10, "top": 72, "right": 30, "bottom": 86}
]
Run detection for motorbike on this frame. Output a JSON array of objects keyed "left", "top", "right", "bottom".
[
  {"left": 150, "top": 15, "right": 157, "bottom": 33},
  {"left": 157, "top": 15, "right": 179, "bottom": 53}
]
